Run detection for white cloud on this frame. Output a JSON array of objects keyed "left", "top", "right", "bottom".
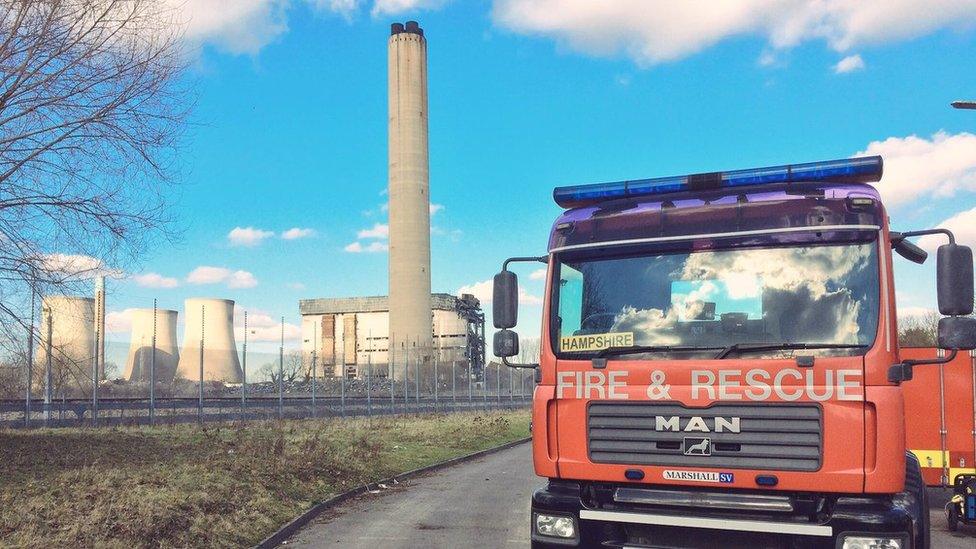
[
  {"left": 372, "top": 0, "right": 449, "bottom": 17},
  {"left": 457, "top": 279, "right": 543, "bottom": 306},
  {"left": 166, "top": 0, "right": 290, "bottom": 55},
  {"left": 186, "top": 266, "right": 258, "bottom": 289},
  {"left": 281, "top": 227, "right": 317, "bottom": 240},
  {"left": 286, "top": 282, "right": 307, "bottom": 290},
  {"left": 228, "top": 226, "right": 275, "bottom": 247},
  {"left": 529, "top": 268, "right": 547, "bottom": 281},
  {"left": 38, "top": 253, "right": 121, "bottom": 279},
  {"left": 918, "top": 207, "right": 976, "bottom": 252},
  {"left": 757, "top": 50, "right": 778, "bottom": 67},
  {"left": 491, "top": 1, "right": 976, "bottom": 66},
  {"left": 131, "top": 272, "right": 179, "bottom": 289},
  {"left": 833, "top": 53, "right": 864, "bottom": 73},
  {"left": 344, "top": 241, "right": 389, "bottom": 253},
  {"left": 855, "top": 131, "right": 976, "bottom": 207},
  {"left": 228, "top": 270, "right": 258, "bottom": 289},
  {"left": 430, "top": 203, "right": 444, "bottom": 215},
  {"left": 187, "top": 266, "right": 231, "bottom": 285},
  {"left": 898, "top": 306, "right": 937, "bottom": 318},
  {"left": 357, "top": 223, "right": 389, "bottom": 239},
  {"left": 106, "top": 309, "right": 137, "bottom": 334},
  {"left": 309, "top": 0, "right": 361, "bottom": 20}
]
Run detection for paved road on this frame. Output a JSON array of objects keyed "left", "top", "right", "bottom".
[{"left": 286, "top": 441, "right": 974, "bottom": 548}]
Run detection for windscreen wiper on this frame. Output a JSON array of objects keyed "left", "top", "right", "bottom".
[
  {"left": 597, "top": 345, "right": 724, "bottom": 358},
  {"left": 714, "top": 342, "right": 868, "bottom": 359}
]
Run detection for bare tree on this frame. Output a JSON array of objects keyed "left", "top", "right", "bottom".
[
  {"left": 0, "top": 1, "right": 189, "bottom": 379},
  {"left": 259, "top": 351, "right": 304, "bottom": 384},
  {"left": 898, "top": 311, "right": 940, "bottom": 347}
]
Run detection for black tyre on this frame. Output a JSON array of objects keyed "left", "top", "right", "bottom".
[{"left": 904, "top": 452, "right": 930, "bottom": 549}]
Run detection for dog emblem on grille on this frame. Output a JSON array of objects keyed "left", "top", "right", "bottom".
[{"left": 684, "top": 437, "right": 711, "bottom": 456}]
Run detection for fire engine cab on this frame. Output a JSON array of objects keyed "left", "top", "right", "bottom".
[{"left": 492, "top": 156, "right": 976, "bottom": 548}]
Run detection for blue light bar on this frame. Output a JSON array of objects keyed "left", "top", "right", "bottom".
[{"left": 552, "top": 155, "right": 883, "bottom": 209}]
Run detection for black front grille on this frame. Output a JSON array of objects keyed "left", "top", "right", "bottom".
[{"left": 587, "top": 402, "right": 823, "bottom": 472}]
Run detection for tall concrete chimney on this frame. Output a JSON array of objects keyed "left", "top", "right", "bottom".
[{"left": 388, "top": 20, "right": 431, "bottom": 380}]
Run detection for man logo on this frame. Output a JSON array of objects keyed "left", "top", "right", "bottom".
[{"left": 684, "top": 437, "right": 711, "bottom": 456}]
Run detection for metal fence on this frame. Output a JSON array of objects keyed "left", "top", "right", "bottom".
[{"left": 2, "top": 361, "right": 535, "bottom": 429}]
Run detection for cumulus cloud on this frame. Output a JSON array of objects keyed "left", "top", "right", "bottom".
[
  {"left": 167, "top": 0, "right": 290, "bottom": 55},
  {"left": 38, "top": 253, "right": 122, "bottom": 279},
  {"left": 228, "top": 226, "right": 274, "bottom": 247},
  {"left": 833, "top": 53, "right": 864, "bottom": 73},
  {"left": 281, "top": 227, "right": 317, "bottom": 240},
  {"left": 918, "top": 207, "right": 976, "bottom": 252},
  {"left": 529, "top": 268, "right": 548, "bottom": 281},
  {"left": 131, "top": 272, "right": 179, "bottom": 289},
  {"left": 855, "top": 131, "right": 976, "bottom": 207},
  {"left": 286, "top": 282, "right": 307, "bottom": 290},
  {"left": 357, "top": 223, "right": 389, "bottom": 240},
  {"left": 457, "top": 279, "right": 543, "bottom": 306},
  {"left": 344, "top": 241, "right": 389, "bottom": 253},
  {"left": 430, "top": 203, "right": 444, "bottom": 215},
  {"left": 186, "top": 266, "right": 259, "bottom": 289},
  {"left": 106, "top": 309, "right": 137, "bottom": 334},
  {"left": 491, "top": 0, "right": 976, "bottom": 66}
]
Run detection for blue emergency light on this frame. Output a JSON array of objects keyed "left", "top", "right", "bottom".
[{"left": 552, "top": 155, "right": 883, "bottom": 209}]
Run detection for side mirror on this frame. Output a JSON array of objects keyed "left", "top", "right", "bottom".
[
  {"left": 493, "top": 329, "right": 519, "bottom": 358},
  {"left": 938, "top": 316, "right": 976, "bottom": 350},
  {"left": 893, "top": 238, "right": 928, "bottom": 264},
  {"left": 937, "top": 243, "right": 974, "bottom": 315},
  {"left": 493, "top": 270, "right": 519, "bottom": 329}
]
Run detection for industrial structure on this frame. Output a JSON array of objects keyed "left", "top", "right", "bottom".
[
  {"left": 175, "top": 298, "right": 243, "bottom": 383},
  {"left": 299, "top": 293, "right": 484, "bottom": 379},
  {"left": 123, "top": 308, "right": 179, "bottom": 383},
  {"left": 387, "top": 20, "right": 432, "bottom": 380},
  {"left": 35, "top": 295, "right": 95, "bottom": 391}
]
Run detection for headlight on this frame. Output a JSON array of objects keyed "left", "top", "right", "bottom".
[
  {"left": 535, "top": 513, "right": 576, "bottom": 538},
  {"left": 841, "top": 536, "right": 903, "bottom": 549}
]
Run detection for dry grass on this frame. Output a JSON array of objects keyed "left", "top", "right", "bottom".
[{"left": 0, "top": 410, "right": 530, "bottom": 548}]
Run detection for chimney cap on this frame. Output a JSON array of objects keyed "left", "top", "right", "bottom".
[{"left": 390, "top": 22, "right": 404, "bottom": 35}]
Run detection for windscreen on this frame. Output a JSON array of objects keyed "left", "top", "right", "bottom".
[{"left": 554, "top": 241, "right": 880, "bottom": 359}]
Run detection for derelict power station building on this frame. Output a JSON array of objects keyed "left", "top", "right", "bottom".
[{"left": 299, "top": 293, "right": 484, "bottom": 379}]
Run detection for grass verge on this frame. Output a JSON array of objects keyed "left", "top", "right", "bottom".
[{"left": 0, "top": 410, "right": 530, "bottom": 548}]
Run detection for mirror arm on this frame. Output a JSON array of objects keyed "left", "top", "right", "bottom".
[
  {"left": 502, "top": 356, "right": 539, "bottom": 370},
  {"left": 503, "top": 255, "right": 549, "bottom": 271},
  {"left": 897, "top": 228, "right": 956, "bottom": 245},
  {"left": 888, "top": 349, "right": 958, "bottom": 383}
]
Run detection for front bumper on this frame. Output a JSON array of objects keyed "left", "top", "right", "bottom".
[{"left": 531, "top": 480, "right": 916, "bottom": 549}]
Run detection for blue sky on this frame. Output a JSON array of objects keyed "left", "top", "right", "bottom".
[{"left": 99, "top": 1, "right": 976, "bottom": 362}]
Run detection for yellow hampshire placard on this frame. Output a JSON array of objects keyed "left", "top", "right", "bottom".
[{"left": 560, "top": 332, "right": 634, "bottom": 352}]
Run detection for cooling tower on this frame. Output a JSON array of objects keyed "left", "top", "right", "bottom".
[
  {"left": 176, "top": 298, "right": 242, "bottom": 383},
  {"left": 124, "top": 308, "right": 179, "bottom": 383},
  {"left": 388, "top": 20, "right": 432, "bottom": 379},
  {"left": 35, "top": 296, "right": 95, "bottom": 391}
]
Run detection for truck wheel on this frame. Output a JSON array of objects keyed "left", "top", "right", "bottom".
[{"left": 904, "top": 452, "right": 930, "bottom": 549}]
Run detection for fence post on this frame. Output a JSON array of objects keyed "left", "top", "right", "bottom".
[
  {"left": 433, "top": 344, "right": 438, "bottom": 413},
  {"left": 24, "top": 287, "right": 35, "bottom": 428},
  {"left": 390, "top": 333, "right": 395, "bottom": 415},
  {"left": 367, "top": 330, "right": 372, "bottom": 418},
  {"left": 44, "top": 308, "right": 52, "bottom": 426},
  {"left": 311, "top": 348, "right": 317, "bottom": 419},
  {"left": 468, "top": 359, "right": 472, "bottom": 411},
  {"left": 452, "top": 360, "right": 456, "bottom": 412},
  {"left": 241, "top": 310, "right": 248, "bottom": 420},
  {"left": 278, "top": 317, "right": 284, "bottom": 420},
  {"left": 198, "top": 305, "right": 205, "bottom": 423},
  {"left": 509, "top": 366, "right": 513, "bottom": 404},
  {"left": 150, "top": 299, "right": 157, "bottom": 426},
  {"left": 414, "top": 340, "right": 420, "bottom": 411},
  {"left": 340, "top": 361, "right": 346, "bottom": 418},
  {"left": 92, "top": 327, "right": 99, "bottom": 427}
]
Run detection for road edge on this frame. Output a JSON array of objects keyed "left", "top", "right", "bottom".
[{"left": 254, "top": 436, "right": 532, "bottom": 548}]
